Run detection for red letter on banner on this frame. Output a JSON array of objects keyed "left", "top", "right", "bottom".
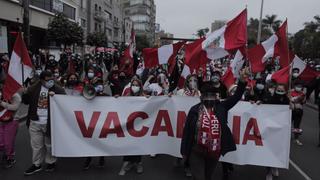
[
  {"left": 176, "top": 111, "right": 187, "bottom": 138},
  {"left": 127, "top": 112, "right": 149, "bottom": 137},
  {"left": 232, "top": 116, "right": 241, "bottom": 145},
  {"left": 74, "top": 111, "right": 101, "bottom": 138},
  {"left": 151, "top": 110, "right": 174, "bottom": 137},
  {"left": 242, "top": 118, "right": 263, "bottom": 146},
  {"left": 99, "top": 112, "right": 125, "bottom": 138}
]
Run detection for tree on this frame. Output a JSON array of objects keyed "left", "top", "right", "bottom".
[
  {"left": 136, "top": 34, "right": 150, "bottom": 51},
  {"left": 262, "top": 14, "right": 282, "bottom": 32},
  {"left": 47, "top": 13, "right": 84, "bottom": 48},
  {"left": 247, "top": 18, "right": 272, "bottom": 47},
  {"left": 196, "top": 28, "right": 209, "bottom": 38},
  {"left": 292, "top": 15, "right": 320, "bottom": 59},
  {"left": 86, "top": 32, "right": 108, "bottom": 47}
]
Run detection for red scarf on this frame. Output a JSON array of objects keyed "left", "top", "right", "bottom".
[{"left": 197, "top": 107, "right": 221, "bottom": 158}]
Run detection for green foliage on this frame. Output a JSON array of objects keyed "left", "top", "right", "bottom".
[
  {"left": 136, "top": 34, "right": 150, "bottom": 51},
  {"left": 247, "top": 18, "right": 272, "bottom": 47},
  {"left": 86, "top": 32, "right": 108, "bottom": 47},
  {"left": 292, "top": 15, "right": 320, "bottom": 59},
  {"left": 47, "top": 13, "right": 84, "bottom": 46},
  {"left": 262, "top": 14, "right": 282, "bottom": 32},
  {"left": 196, "top": 28, "right": 209, "bottom": 38}
]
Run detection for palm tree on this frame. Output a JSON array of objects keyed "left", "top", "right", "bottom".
[
  {"left": 196, "top": 28, "right": 209, "bottom": 38},
  {"left": 262, "top": 14, "right": 282, "bottom": 33}
]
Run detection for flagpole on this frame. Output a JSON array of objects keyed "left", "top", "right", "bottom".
[
  {"left": 19, "top": 27, "right": 25, "bottom": 87},
  {"left": 286, "top": 19, "right": 293, "bottom": 98},
  {"left": 257, "top": 0, "right": 264, "bottom": 44}
]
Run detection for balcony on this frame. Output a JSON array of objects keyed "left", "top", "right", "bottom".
[
  {"left": 113, "top": 21, "right": 120, "bottom": 28},
  {"left": 94, "top": 11, "right": 105, "bottom": 22}
]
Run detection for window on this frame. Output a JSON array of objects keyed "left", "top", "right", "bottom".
[
  {"left": 30, "top": 0, "right": 52, "bottom": 12},
  {"left": 95, "top": 4, "right": 98, "bottom": 11},
  {"left": 63, "top": 3, "right": 76, "bottom": 20},
  {"left": 95, "top": 23, "right": 98, "bottom": 31},
  {"left": 81, "top": 18, "right": 86, "bottom": 28},
  {"left": 99, "top": 6, "right": 101, "bottom": 12}
]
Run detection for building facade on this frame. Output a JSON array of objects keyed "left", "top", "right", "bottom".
[
  {"left": 122, "top": 0, "right": 156, "bottom": 46},
  {"left": 155, "top": 30, "right": 174, "bottom": 47},
  {"left": 0, "top": 0, "right": 86, "bottom": 53},
  {"left": 211, "top": 20, "right": 227, "bottom": 32}
]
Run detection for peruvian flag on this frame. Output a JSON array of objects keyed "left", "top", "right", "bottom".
[
  {"left": 3, "top": 33, "right": 33, "bottom": 100},
  {"left": 184, "top": 9, "right": 247, "bottom": 70},
  {"left": 270, "top": 55, "right": 319, "bottom": 84},
  {"left": 248, "top": 20, "right": 290, "bottom": 73},
  {"left": 177, "top": 64, "right": 192, "bottom": 89},
  {"left": 221, "top": 50, "right": 245, "bottom": 90},
  {"left": 142, "top": 41, "right": 185, "bottom": 69},
  {"left": 120, "top": 28, "right": 136, "bottom": 76}
]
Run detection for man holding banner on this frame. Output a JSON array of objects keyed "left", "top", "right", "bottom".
[{"left": 181, "top": 68, "right": 249, "bottom": 180}]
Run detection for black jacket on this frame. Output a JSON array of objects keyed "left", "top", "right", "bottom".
[
  {"left": 181, "top": 80, "right": 246, "bottom": 158},
  {"left": 23, "top": 81, "right": 66, "bottom": 136}
]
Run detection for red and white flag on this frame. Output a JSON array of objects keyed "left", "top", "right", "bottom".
[
  {"left": 221, "top": 50, "right": 245, "bottom": 90},
  {"left": 177, "top": 64, "right": 192, "bottom": 89},
  {"left": 184, "top": 9, "right": 247, "bottom": 70},
  {"left": 248, "top": 20, "right": 290, "bottom": 73},
  {"left": 270, "top": 55, "right": 319, "bottom": 84},
  {"left": 142, "top": 42, "right": 184, "bottom": 68},
  {"left": 120, "top": 28, "right": 136, "bottom": 76},
  {"left": 3, "top": 33, "right": 33, "bottom": 100}
]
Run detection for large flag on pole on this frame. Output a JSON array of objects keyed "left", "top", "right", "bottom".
[
  {"left": 248, "top": 20, "right": 289, "bottom": 73},
  {"left": 269, "top": 55, "right": 319, "bottom": 84},
  {"left": 184, "top": 9, "right": 247, "bottom": 70},
  {"left": 142, "top": 41, "right": 185, "bottom": 69},
  {"left": 3, "top": 32, "right": 33, "bottom": 100}
]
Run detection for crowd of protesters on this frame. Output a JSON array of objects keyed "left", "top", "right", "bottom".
[{"left": 0, "top": 46, "right": 320, "bottom": 180}]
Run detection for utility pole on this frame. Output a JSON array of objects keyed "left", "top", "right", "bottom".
[
  {"left": 257, "top": 0, "right": 264, "bottom": 44},
  {"left": 22, "top": 0, "right": 30, "bottom": 48}
]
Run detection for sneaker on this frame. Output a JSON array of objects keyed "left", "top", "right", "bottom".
[
  {"left": 24, "top": 164, "right": 42, "bottom": 176},
  {"left": 97, "top": 157, "right": 105, "bottom": 168},
  {"left": 271, "top": 168, "right": 279, "bottom": 177},
  {"left": 295, "top": 139, "right": 303, "bottom": 146},
  {"left": 184, "top": 167, "right": 192, "bottom": 177},
  {"left": 45, "top": 163, "right": 56, "bottom": 172},
  {"left": 136, "top": 162, "right": 143, "bottom": 174},
  {"left": 266, "top": 171, "right": 273, "bottom": 180},
  {"left": 83, "top": 158, "right": 91, "bottom": 170},
  {"left": 119, "top": 161, "right": 129, "bottom": 176},
  {"left": 5, "top": 158, "right": 16, "bottom": 169}
]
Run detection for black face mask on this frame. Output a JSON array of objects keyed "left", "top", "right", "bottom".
[
  {"left": 68, "top": 80, "right": 78, "bottom": 86},
  {"left": 202, "top": 100, "right": 217, "bottom": 108}
]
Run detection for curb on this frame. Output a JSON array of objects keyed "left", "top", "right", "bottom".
[{"left": 306, "top": 102, "right": 318, "bottom": 111}]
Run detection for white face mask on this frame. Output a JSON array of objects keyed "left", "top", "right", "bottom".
[
  {"left": 292, "top": 73, "right": 299, "bottom": 78},
  {"left": 295, "top": 87, "right": 303, "bottom": 92},
  {"left": 88, "top": 72, "right": 94, "bottom": 79},
  {"left": 45, "top": 80, "right": 54, "bottom": 89},
  {"left": 54, "top": 73, "right": 59, "bottom": 78},
  {"left": 36, "top": 70, "right": 42, "bottom": 76},
  {"left": 256, "top": 84, "right": 265, "bottom": 90},
  {"left": 95, "top": 85, "right": 104, "bottom": 92},
  {"left": 131, "top": 86, "right": 140, "bottom": 94}
]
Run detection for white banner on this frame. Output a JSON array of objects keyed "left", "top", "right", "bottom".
[{"left": 51, "top": 96, "right": 291, "bottom": 169}]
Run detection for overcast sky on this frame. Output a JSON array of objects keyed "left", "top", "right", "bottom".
[{"left": 155, "top": 0, "right": 320, "bottom": 38}]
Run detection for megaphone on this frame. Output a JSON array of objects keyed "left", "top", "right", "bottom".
[{"left": 83, "top": 85, "right": 96, "bottom": 100}]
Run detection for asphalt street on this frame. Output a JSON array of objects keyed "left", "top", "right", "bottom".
[{"left": 0, "top": 105, "right": 319, "bottom": 180}]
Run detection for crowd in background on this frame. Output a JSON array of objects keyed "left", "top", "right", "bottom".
[{"left": 0, "top": 46, "right": 320, "bottom": 180}]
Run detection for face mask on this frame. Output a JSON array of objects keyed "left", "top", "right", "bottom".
[
  {"left": 295, "top": 87, "right": 303, "bottom": 92},
  {"left": 88, "top": 72, "right": 94, "bottom": 79},
  {"left": 92, "top": 63, "right": 97, "bottom": 67},
  {"left": 95, "top": 85, "right": 104, "bottom": 92},
  {"left": 54, "top": 73, "right": 59, "bottom": 78},
  {"left": 45, "top": 80, "right": 54, "bottom": 89},
  {"left": 211, "top": 76, "right": 220, "bottom": 83},
  {"left": 275, "top": 90, "right": 286, "bottom": 95},
  {"left": 158, "top": 73, "right": 166, "bottom": 84},
  {"left": 292, "top": 73, "right": 299, "bottom": 78},
  {"left": 256, "top": 84, "right": 265, "bottom": 90},
  {"left": 131, "top": 86, "right": 140, "bottom": 94},
  {"left": 68, "top": 80, "right": 77, "bottom": 86},
  {"left": 268, "top": 88, "right": 275, "bottom": 95},
  {"left": 36, "top": 70, "right": 42, "bottom": 76}
]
